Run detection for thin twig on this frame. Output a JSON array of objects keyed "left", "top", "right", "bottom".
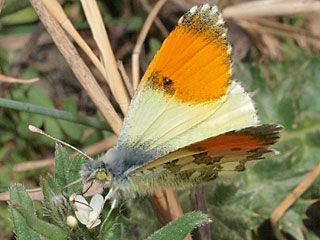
[
  {"left": 237, "top": 18, "right": 320, "bottom": 48},
  {"left": 0, "top": 188, "right": 43, "bottom": 201},
  {"left": 223, "top": 0, "right": 320, "bottom": 18},
  {"left": 0, "top": 0, "right": 4, "bottom": 14},
  {"left": 116, "top": 41, "right": 134, "bottom": 59},
  {"left": 13, "top": 159, "right": 53, "bottom": 172},
  {"left": 141, "top": 0, "right": 169, "bottom": 38},
  {"left": 191, "top": 186, "right": 211, "bottom": 240},
  {"left": 32, "top": 0, "right": 122, "bottom": 135},
  {"left": 165, "top": 188, "right": 184, "bottom": 220},
  {"left": 117, "top": 60, "right": 134, "bottom": 97},
  {"left": 42, "top": 0, "right": 130, "bottom": 114},
  {"left": 271, "top": 163, "right": 320, "bottom": 237},
  {"left": 132, "top": 0, "right": 168, "bottom": 90},
  {"left": 0, "top": 75, "right": 39, "bottom": 83},
  {"left": 271, "top": 225, "right": 288, "bottom": 240},
  {"left": 40, "top": 0, "right": 109, "bottom": 89},
  {"left": 80, "top": 0, "right": 130, "bottom": 114},
  {"left": 148, "top": 191, "right": 171, "bottom": 225}
]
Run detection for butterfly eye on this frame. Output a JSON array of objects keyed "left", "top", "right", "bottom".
[{"left": 95, "top": 168, "right": 111, "bottom": 181}]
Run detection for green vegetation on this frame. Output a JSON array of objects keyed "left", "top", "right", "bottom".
[{"left": 1, "top": 0, "right": 319, "bottom": 239}]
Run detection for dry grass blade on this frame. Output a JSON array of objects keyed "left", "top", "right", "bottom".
[
  {"left": 191, "top": 186, "right": 211, "bottom": 240},
  {"left": 223, "top": 0, "right": 320, "bottom": 18},
  {"left": 148, "top": 189, "right": 191, "bottom": 240},
  {"left": 0, "top": 0, "right": 4, "bottom": 14},
  {"left": 13, "top": 159, "right": 53, "bottom": 172},
  {"left": 80, "top": 0, "right": 130, "bottom": 114},
  {"left": 149, "top": 190, "right": 171, "bottom": 225},
  {"left": 238, "top": 18, "right": 320, "bottom": 48},
  {"left": 33, "top": 0, "right": 122, "bottom": 135},
  {"left": 271, "top": 163, "right": 320, "bottom": 237},
  {"left": 0, "top": 187, "right": 43, "bottom": 201},
  {"left": 41, "top": 0, "right": 111, "bottom": 90},
  {"left": 13, "top": 135, "right": 117, "bottom": 172},
  {"left": 0, "top": 75, "right": 39, "bottom": 83},
  {"left": 118, "top": 60, "right": 134, "bottom": 97},
  {"left": 165, "top": 188, "right": 184, "bottom": 220},
  {"left": 141, "top": 0, "right": 169, "bottom": 38},
  {"left": 132, "top": 0, "right": 168, "bottom": 90}
]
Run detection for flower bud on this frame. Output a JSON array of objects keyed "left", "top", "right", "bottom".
[{"left": 66, "top": 215, "right": 78, "bottom": 228}]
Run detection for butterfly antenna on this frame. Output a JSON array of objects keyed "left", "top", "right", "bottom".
[{"left": 28, "top": 125, "right": 95, "bottom": 161}]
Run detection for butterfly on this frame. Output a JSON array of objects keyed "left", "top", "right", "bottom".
[{"left": 80, "top": 4, "right": 282, "bottom": 204}]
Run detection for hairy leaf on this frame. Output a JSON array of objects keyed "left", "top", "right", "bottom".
[
  {"left": 9, "top": 185, "right": 40, "bottom": 240},
  {"left": 204, "top": 52, "right": 320, "bottom": 239},
  {"left": 146, "top": 211, "right": 210, "bottom": 240}
]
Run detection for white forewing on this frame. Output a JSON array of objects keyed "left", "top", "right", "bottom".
[{"left": 118, "top": 81, "right": 258, "bottom": 160}]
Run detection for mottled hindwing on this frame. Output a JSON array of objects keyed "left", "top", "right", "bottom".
[{"left": 127, "top": 124, "right": 282, "bottom": 194}]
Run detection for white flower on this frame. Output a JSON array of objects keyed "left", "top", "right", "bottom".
[{"left": 74, "top": 194, "right": 104, "bottom": 229}]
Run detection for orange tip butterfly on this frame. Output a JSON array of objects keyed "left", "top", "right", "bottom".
[{"left": 78, "top": 4, "right": 282, "bottom": 203}]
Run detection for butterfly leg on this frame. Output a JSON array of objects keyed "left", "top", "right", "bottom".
[
  {"left": 98, "top": 188, "right": 118, "bottom": 233},
  {"left": 103, "top": 188, "right": 118, "bottom": 219}
]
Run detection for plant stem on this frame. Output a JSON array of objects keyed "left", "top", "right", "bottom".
[{"left": 0, "top": 98, "right": 111, "bottom": 131}]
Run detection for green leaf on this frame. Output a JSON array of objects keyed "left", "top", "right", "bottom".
[
  {"left": 44, "top": 117, "right": 64, "bottom": 140},
  {"left": 0, "top": 186, "right": 10, "bottom": 192},
  {"left": 62, "top": 97, "right": 77, "bottom": 113},
  {"left": 66, "top": 154, "right": 84, "bottom": 194},
  {"left": 16, "top": 112, "right": 36, "bottom": 138},
  {"left": 0, "top": 146, "right": 10, "bottom": 161},
  {"left": 46, "top": 173, "right": 61, "bottom": 193},
  {"left": 146, "top": 212, "right": 210, "bottom": 240},
  {"left": 308, "top": 231, "right": 320, "bottom": 240},
  {"left": 279, "top": 200, "right": 312, "bottom": 240},
  {"left": 0, "top": 0, "right": 30, "bottom": 17},
  {"left": 40, "top": 176, "right": 65, "bottom": 226},
  {"left": 14, "top": 204, "right": 67, "bottom": 240},
  {"left": 29, "top": 113, "right": 44, "bottom": 128},
  {"left": 9, "top": 185, "right": 40, "bottom": 240},
  {"left": 149, "top": 38, "right": 161, "bottom": 53},
  {"left": 102, "top": 222, "right": 122, "bottom": 240},
  {"left": 27, "top": 89, "right": 55, "bottom": 109},
  {"left": 58, "top": 119, "right": 83, "bottom": 140},
  {"left": 126, "top": 16, "right": 143, "bottom": 31},
  {"left": 0, "top": 129, "right": 14, "bottom": 142},
  {"left": 100, "top": 206, "right": 120, "bottom": 240},
  {"left": 0, "top": 205, "right": 12, "bottom": 237},
  {"left": 148, "top": 38, "right": 162, "bottom": 61},
  {"left": 22, "top": 66, "right": 39, "bottom": 79},
  {"left": 54, "top": 145, "right": 70, "bottom": 188},
  {"left": 0, "top": 45, "right": 9, "bottom": 73},
  {"left": 1, "top": 8, "right": 37, "bottom": 26},
  {"left": 59, "top": 97, "right": 84, "bottom": 140},
  {"left": 203, "top": 52, "right": 320, "bottom": 239}
]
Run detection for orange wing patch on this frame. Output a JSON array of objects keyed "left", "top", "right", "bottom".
[
  {"left": 189, "top": 124, "right": 281, "bottom": 153},
  {"left": 140, "top": 5, "right": 231, "bottom": 104},
  {"left": 132, "top": 124, "right": 282, "bottom": 174}
]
